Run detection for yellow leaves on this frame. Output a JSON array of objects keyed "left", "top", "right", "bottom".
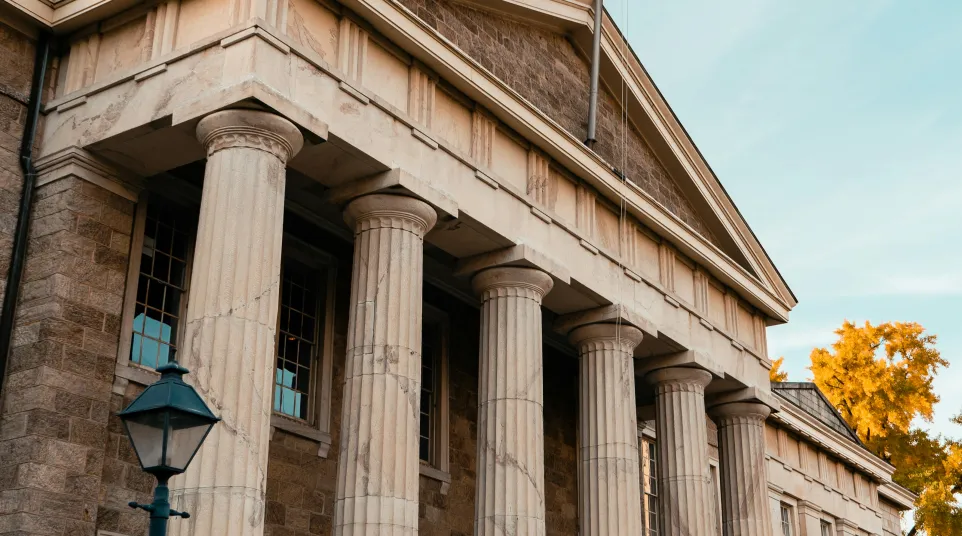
[
  {"left": 809, "top": 320, "right": 946, "bottom": 443},
  {"left": 770, "top": 356, "right": 788, "bottom": 382},
  {"left": 810, "top": 320, "right": 958, "bottom": 535}
]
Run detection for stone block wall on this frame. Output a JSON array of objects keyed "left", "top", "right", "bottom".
[
  {"left": 0, "top": 171, "right": 136, "bottom": 535},
  {"left": 395, "top": 0, "right": 717, "bottom": 244},
  {"left": 0, "top": 20, "right": 36, "bottom": 312}
]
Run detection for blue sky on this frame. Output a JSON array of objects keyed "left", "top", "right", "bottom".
[{"left": 608, "top": 0, "right": 962, "bottom": 439}]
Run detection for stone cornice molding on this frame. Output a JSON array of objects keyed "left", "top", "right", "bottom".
[
  {"left": 772, "top": 391, "right": 897, "bottom": 482},
  {"left": 196, "top": 109, "right": 304, "bottom": 163},
  {"left": 471, "top": 266, "right": 554, "bottom": 301},
  {"left": 331, "top": 0, "right": 794, "bottom": 320},
  {"left": 343, "top": 194, "right": 438, "bottom": 237},
  {"left": 33, "top": 145, "right": 143, "bottom": 200}
]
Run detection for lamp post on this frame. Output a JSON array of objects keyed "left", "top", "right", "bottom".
[{"left": 117, "top": 359, "right": 220, "bottom": 536}]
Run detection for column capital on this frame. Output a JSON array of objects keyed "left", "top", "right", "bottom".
[
  {"left": 343, "top": 193, "right": 438, "bottom": 236},
  {"left": 645, "top": 366, "right": 713, "bottom": 389},
  {"left": 709, "top": 401, "right": 772, "bottom": 421},
  {"left": 568, "top": 323, "right": 644, "bottom": 353},
  {"left": 471, "top": 266, "right": 554, "bottom": 301},
  {"left": 196, "top": 109, "right": 304, "bottom": 162}
]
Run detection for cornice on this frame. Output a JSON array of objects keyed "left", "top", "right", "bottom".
[
  {"left": 341, "top": 0, "right": 793, "bottom": 322},
  {"left": 771, "top": 393, "right": 896, "bottom": 483},
  {"left": 449, "top": 0, "right": 797, "bottom": 313}
]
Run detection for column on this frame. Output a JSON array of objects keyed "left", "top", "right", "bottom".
[
  {"left": 569, "top": 323, "right": 645, "bottom": 536},
  {"left": 473, "top": 267, "right": 554, "bottom": 536},
  {"left": 334, "top": 194, "right": 438, "bottom": 535},
  {"left": 709, "top": 402, "right": 773, "bottom": 536},
  {"left": 645, "top": 367, "right": 715, "bottom": 536},
  {"left": 169, "top": 109, "right": 303, "bottom": 536}
]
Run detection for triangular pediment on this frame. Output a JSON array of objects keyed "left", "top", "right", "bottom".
[
  {"left": 417, "top": 0, "right": 796, "bottom": 316},
  {"left": 772, "top": 382, "right": 862, "bottom": 445}
]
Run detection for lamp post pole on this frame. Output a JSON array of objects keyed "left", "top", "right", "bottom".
[
  {"left": 117, "top": 357, "right": 220, "bottom": 536},
  {"left": 129, "top": 474, "right": 190, "bottom": 536}
]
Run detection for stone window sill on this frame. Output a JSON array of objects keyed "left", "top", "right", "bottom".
[
  {"left": 419, "top": 463, "right": 451, "bottom": 495},
  {"left": 269, "top": 414, "right": 333, "bottom": 458},
  {"left": 115, "top": 361, "right": 160, "bottom": 387}
]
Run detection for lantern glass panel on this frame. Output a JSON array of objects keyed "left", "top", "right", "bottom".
[
  {"left": 123, "top": 412, "right": 167, "bottom": 469},
  {"left": 166, "top": 411, "right": 214, "bottom": 471}
]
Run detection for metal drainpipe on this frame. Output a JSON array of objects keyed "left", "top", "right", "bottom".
[
  {"left": 0, "top": 32, "right": 51, "bottom": 395},
  {"left": 584, "top": 0, "right": 604, "bottom": 148}
]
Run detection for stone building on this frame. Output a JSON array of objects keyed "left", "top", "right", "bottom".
[{"left": 0, "top": 0, "right": 914, "bottom": 534}]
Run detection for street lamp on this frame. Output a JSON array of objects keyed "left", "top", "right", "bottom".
[{"left": 118, "top": 359, "right": 220, "bottom": 536}]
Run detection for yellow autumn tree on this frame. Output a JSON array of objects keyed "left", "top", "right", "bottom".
[
  {"left": 809, "top": 320, "right": 962, "bottom": 536},
  {"left": 770, "top": 356, "right": 788, "bottom": 382}
]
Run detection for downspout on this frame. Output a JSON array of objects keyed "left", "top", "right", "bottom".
[
  {"left": 584, "top": 0, "right": 604, "bottom": 148},
  {"left": 0, "top": 32, "right": 50, "bottom": 392}
]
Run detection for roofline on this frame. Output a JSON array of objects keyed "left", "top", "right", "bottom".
[
  {"left": 594, "top": 6, "right": 797, "bottom": 307},
  {"left": 772, "top": 390, "right": 897, "bottom": 481},
  {"left": 773, "top": 382, "right": 863, "bottom": 446}
]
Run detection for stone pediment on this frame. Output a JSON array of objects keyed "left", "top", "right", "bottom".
[
  {"left": 397, "top": 0, "right": 797, "bottom": 314},
  {"left": 772, "top": 382, "right": 863, "bottom": 445}
]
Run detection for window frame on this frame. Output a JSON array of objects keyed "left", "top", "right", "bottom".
[
  {"left": 820, "top": 519, "right": 834, "bottom": 536},
  {"left": 780, "top": 502, "right": 796, "bottom": 536},
  {"left": 709, "top": 460, "right": 723, "bottom": 536},
  {"left": 418, "top": 304, "right": 451, "bottom": 490},
  {"left": 116, "top": 189, "right": 198, "bottom": 387},
  {"left": 269, "top": 235, "right": 338, "bottom": 457},
  {"left": 639, "top": 430, "right": 659, "bottom": 536}
]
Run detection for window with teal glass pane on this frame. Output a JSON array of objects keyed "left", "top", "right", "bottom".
[
  {"left": 130, "top": 201, "right": 193, "bottom": 369},
  {"left": 274, "top": 261, "right": 321, "bottom": 421}
]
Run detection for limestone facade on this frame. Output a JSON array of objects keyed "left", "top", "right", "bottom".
[{"left": 0, "top": 0, "right": 913, "bottom": 535}]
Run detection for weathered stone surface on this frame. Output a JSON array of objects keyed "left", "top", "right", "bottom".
[
  {"left": 334, "top": 194, "right": 437, "bottom": 536},
  {"left": 395, "top": 0, "right": 717, "bottom": 243},
  {"left": 168, "top": 109, "right": 304, "bottom": 536},
  {"left": 569, "top": 323, "right": 644, "bottom": 536},
  {"left": 471, "top": 266, "right": 554, "bottom": 536},
  {"left": 646, "top": 367, "right": 715, "bottom": 536},
  {"left": 0, "top": 130, "right": 135, "bottom": 536},
  {"left": 709, "top": 402, "right": 772, "bottom": 536}
]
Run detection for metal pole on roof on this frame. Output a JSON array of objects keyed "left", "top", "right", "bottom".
[{"left": 584, "top": 0, "right": 604, "bottom": 149}]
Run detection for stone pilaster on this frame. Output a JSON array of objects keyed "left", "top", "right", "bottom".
[
  {"left": 796, "top": 500, "right": 825, "bottom": 536},
  {"left": 0, "top": 151, "right": 138, "bottom": 536},
  {"left": 645, "top": 367, "right": 714, "bottom": 536},
  {"left": 472, "top": 266, "right": 554, "bottom": 536},
  {"left": 333, "top": 194, "right": 437, "bottom": 536},
  {"left": 168, "top": 109, "right": 303, "bottom": 536},
  {"left": 709, "top": 402, "right": 773, "bottom": 536},
  {"left": 569, "top": 323, "right": 644, "bottom": 536}
]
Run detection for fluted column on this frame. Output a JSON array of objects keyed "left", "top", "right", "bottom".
[
  {"left": 709, "top": 402, "right": 773, "bottom": 536},
  {"left": 645, "top": 367, "right": 715, "bottom": 536},
  {"left": 334, "top": 194, "right": 438, "bottom": 535},
  {"left": 569, "top": 323, "right": 645, "bottom": 536},
  {"left": 169, "top": 109, "right": 303, "bottom": 536},
  {"left": 472, "top": 267, "right": 554, "bottom": 536}
]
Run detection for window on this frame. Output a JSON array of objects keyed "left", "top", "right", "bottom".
[
  {"left": 419, "top": 306, "right": 449, "bottom": 470},
  {"left": 268, "top": 238, "right": 337, "bottom": 457},
  {"left": 273, "top": 258, "right": 326, "bottom": 421},
  {"left": 642, "top": 439, "right": 659, "bottom": 536},
  {"left": 821, "top": 520, "right": 833, "bottom": 536},
  {"left": 125, "top": 197, "right": 196, "bottom": 369},
  {"left": 780, "top": 504, "right": 794, "bottom": 536}
]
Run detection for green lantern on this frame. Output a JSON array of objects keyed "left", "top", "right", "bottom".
[{"left": 118, "top": 360, "right": 220, "bottom": 535}]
